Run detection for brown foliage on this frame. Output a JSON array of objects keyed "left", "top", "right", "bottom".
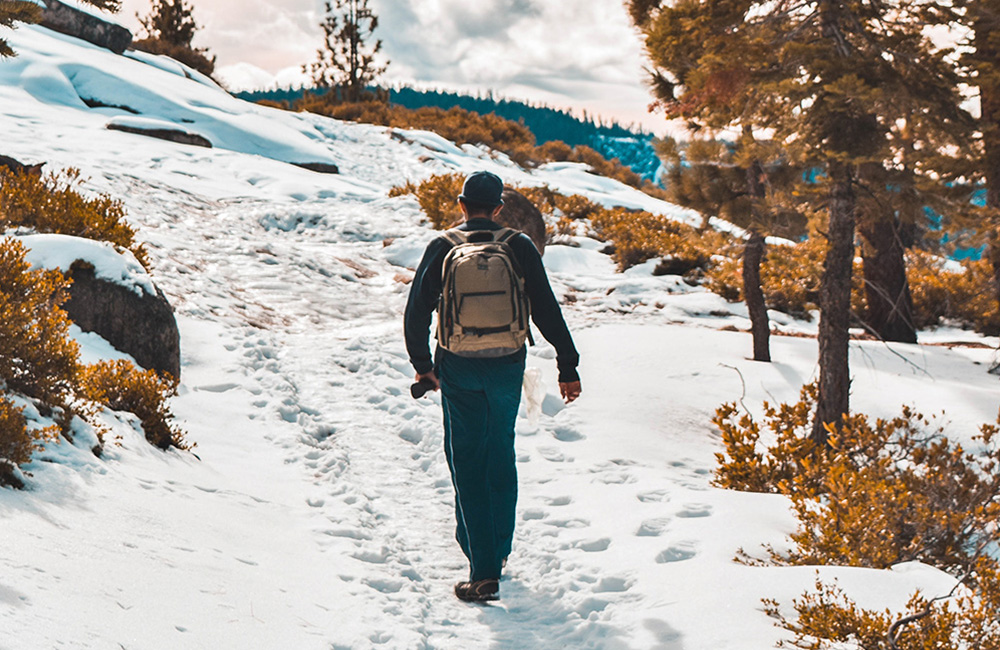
[
  {"left": 0, "top": 238, "right": 80, "bottom": 405},
  {"left": 0, "top": 237, "right": 79, "bottom": 482},
  {"left": 80, "top": 360, "right": 188, "bottom": 451},
  {"left": 768, "top": 562, "right": 1000, "bottom": 649},
  {"left": 0, "top": 395, "right": 58, "bottom": 488},
  {"left": 392, "top": 173, "right": 730, "bottom": 276},
  {"left": 292, "top": 97, "right": 662, "bottom": 196},
  {"left": 132, "top": 37, "right": 216, "bottom": 78},
  {"left": 705, "top": 238, "right": 868, "bottom": 321},
  {"left": 717, "top": 387, "right": 1000, "bottom": 647},
  {"left": 388, "top": 173, "right": 465, "bottom": 229},
  {"left": 297, "top": 98, "right": 539, "bottom": 166},
  {"left": 590, "top": 206, "right": 731, "bottom": 273},
  {"left": 907, "top": 250, "right": 1000, "bottom": 334},
  {"left": 715, "top": 385, "right": 1000, "bottom": 574},
  {"left": 0, "top": 168, "right": 149, "bottom": 268}
]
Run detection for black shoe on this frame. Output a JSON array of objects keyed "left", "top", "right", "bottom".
[{"left": 454, "top": 578, "right": 499, "bottom": 602}]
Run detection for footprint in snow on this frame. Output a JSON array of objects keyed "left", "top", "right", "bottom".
[
  {"left": 522, "top": 509, "right": 547, "bottom": 521},
  {"left": 537, "top": 446, "right": 570, "bottom": 462},
  {"left": 677, "top": 503, "right": 713, "bottom": 518},
  {"left": 656, "top": 541, "right": 697, "bottom": 563},
  {"left": 576, "top": 537, "right": 611, "bottom": 552},
  {"left": 636, "top": 489, "right": 670, "bottom": 503},
  {"left": 398, "top": 425, "right": 423, "bottom": 444},
  {"left": 575, "top": 597, "right": 610, "bottom": 618},
  {"left": 594, "top": 576, "right": 632, "bottom": 593},
  {"left": 636, "top": 518, "right": 671, "bottom": 537},
  {"left": 362, "top": 577, "right": 403, "bottom": 594},
  {"left": 551, "top": 426, "right": 584, "bottom": 442}
]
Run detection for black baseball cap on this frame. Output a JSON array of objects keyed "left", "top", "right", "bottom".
[{"left": 458, "top": 171, "right": 504, "bottom": 208}]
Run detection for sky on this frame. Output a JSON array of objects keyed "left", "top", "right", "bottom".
[{"left": 111, "top": 0, "right": 667, "bottom": 133}]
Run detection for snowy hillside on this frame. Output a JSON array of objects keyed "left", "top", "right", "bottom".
[{"left": 1, "top": 23, "right": 997, "bottom": 650}]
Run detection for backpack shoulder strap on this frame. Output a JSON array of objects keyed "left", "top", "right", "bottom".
[
  {"left": 441, "top": 229, "right": 468, "bottom": 247},
  {"left": 494, "top": 228, "right": 520, "bottom": 244}
]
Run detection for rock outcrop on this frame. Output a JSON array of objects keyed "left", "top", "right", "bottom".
[
  {"left": 0, "top": 154, "right": 44, "bottom": 176},
  {"left": 497, "top": 188, "right": 547, "bottom": 255},
  {"left": 64, "top": 261, "right": 181, "bottom": 379},
  {"left": 293, "top": 162, "right": 340, "bottom": 174},
  {"left": 40, "top": 0, "right": 132, "bottom": 54},
  {"left": 106, "top": 123, "right": 213, "bottom": 148}
]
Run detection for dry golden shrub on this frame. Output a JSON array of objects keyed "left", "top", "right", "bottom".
[
  {"left": 590, "top": 206, "right": 730, "bottom": 273},
  {"left": 0, "top": 395, "right": 59, "bottom": 488},
  {"left": 393, "top": 174, "right": 729, "bottom": 276},
  {"left": 389, "top": 173, "right": 465, "bottom": 229},
  {"left": 715, "top": 386, "right": 1000, "bottom": 574},
  {"left": 907, "top": 250, "right": 999, "bottom": 334},
  {"left": 132, "top": 37, "right": 215, "bottom": 78},
  {"left": 0, "top": 238, "right": 80, "bottom": 404},
  {"left": 705, "top": 238, "right": 871, "bottom": 321},
  {"left": 297, "top": 98, "right": 660, "bottom": 193},
  {"left": 0, "top": 168, "right": 149, "bottom": 269},
  {"left": 716, "top": 387, "right": 1000, "bottom": 647},
  {"left": 298, "top": 98, "right": 540, "bottom": 166},
  {"left": 80, "top": 360, "right": 188, "bottom": 451},
  {"left": 0, "top": 238, "right": 79, "bottom": 483},
  {"left": 768, "top": 561, "right": 1000, "bottom": 649}
]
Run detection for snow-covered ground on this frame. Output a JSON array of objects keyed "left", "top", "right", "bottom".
[{"left": 1, "top": 24, "right": 998, "bottom": 650}]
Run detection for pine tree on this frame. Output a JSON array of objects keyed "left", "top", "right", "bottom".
[
  {"left": 134, "top": 0, "right": 215, "bottom": 77},
  {"left": 632, "top": 0, "right": 973, "bottom": 443},
  {"left": 1, "top": 0, "right": 120, "bottom": 58},
  {"left": 629, "top": 0, "right": 782, "bottom": 363},
  {"left": 956, "top": 1, "right": 1000, "bottom": 369},
  {"left": 139, "top": 0, "right": 197, "bottom": 47},
  {"left": 305, "top": 0, "right": 387, "bottom": 104}
]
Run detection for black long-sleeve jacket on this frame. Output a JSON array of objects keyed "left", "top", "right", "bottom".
[{"left": 404, "top": 217, "right": 580, "bottom": 383}]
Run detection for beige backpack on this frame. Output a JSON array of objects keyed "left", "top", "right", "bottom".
[{"left": 437, "top": 228, "right": 531, "bottom": 357}]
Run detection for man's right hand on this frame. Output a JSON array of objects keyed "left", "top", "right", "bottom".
[
  {"left": 559, "top": 381, "right": 581, "bottom": 404},
  {"left": 416, "top": 371, "right": 440, "bottom": 392}
]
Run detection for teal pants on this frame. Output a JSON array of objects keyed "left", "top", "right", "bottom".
[{"left": 438, "top": 349, "right": 525, "bottom": 582}]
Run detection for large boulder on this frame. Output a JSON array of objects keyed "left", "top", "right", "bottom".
[
  {"left": 64, "top": 261, "right": 181, "bottom": 379},
  {"left": 0, "top": 154, "right": 44, "bottom": 177},
  {"left": 497, "top": 188, "right": 546, "bottom": 255},
  {"left": 40, "top": 0, "right": 133, "bottom": 54}
]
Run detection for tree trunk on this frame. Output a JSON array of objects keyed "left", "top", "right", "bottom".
[
  {"left": 743, "top": 153, "right": 771, "bottom": 362},
  {"left": 859, "top": 215, "right": 917, "bottom": 343},
  {"left": 812, "top": 164, "right": 856, "bottom": 445},
  {"left": 743, "top": 230, "right": 770, "bottom": 362},
  {"left": 975, "top": 7, "right": 1000, "bottom": 372}
]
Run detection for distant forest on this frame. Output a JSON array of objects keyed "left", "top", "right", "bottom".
[{"left": 236, "top": 86, "right": 663, "bottom": 182}]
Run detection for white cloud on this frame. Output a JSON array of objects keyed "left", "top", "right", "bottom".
[{"left": 120, "top": 0, "right": 666, "bottom": 132}]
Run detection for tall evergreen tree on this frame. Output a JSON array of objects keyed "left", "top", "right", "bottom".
[
  {"left": 629, "top": 0, "right": 777, "bottom": 363},
  {"left": 135, "top": 0, "right": 215, "bottom": 77},
  {"left": 139, "top": 0, "right": 198, "bottom": 47},
  {"left": 1, "top": 0, "right": 120, "bottom": 58},
  {"left": 305, "top": 0, "right": 387, "bottom": 104},
  {"left": 957, "top": 1, "right": 1000, "bottom": 368},
  {"left": 633, "top": 0, "right": 972, "bottom": 443}
]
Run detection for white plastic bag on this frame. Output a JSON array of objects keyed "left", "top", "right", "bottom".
[{"left": 522, "top": 367, "right": 545, "bottom": 426}]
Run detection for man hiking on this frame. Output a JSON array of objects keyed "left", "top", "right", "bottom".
[{"left": 404, "top": 170, "right": 582, "bottom": 603}]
